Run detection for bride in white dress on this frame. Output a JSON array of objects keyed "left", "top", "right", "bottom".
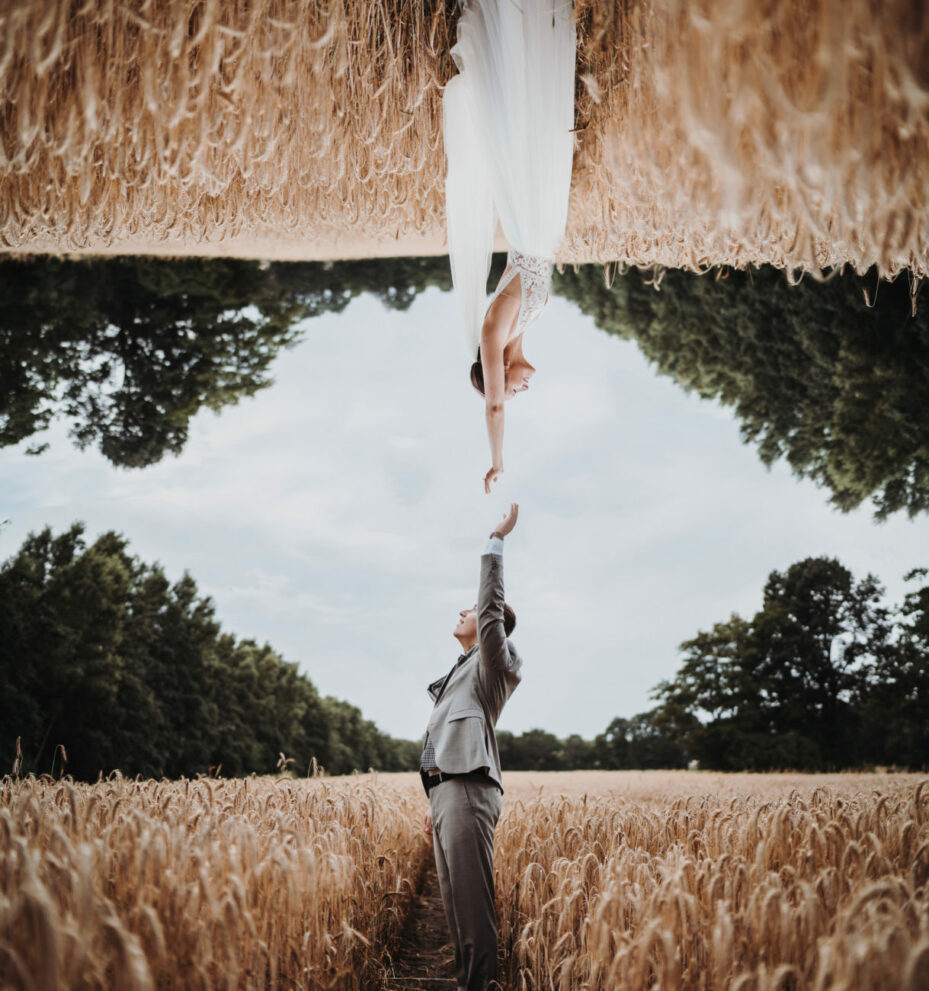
[{"left": 443, "top": 0, "right": 577, "bottom": 492}]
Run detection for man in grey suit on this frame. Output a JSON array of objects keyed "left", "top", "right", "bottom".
[{"left": 421, "top": 502, "right": 522, "bottom": 991}]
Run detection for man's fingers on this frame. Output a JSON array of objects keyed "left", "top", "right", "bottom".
[{"left": 498, "top": 503, "right": 518, "bottom": 531}]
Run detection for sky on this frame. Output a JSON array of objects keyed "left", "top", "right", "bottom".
[{"left": 1, "top": 284, "right": 924, "bottom": 742}]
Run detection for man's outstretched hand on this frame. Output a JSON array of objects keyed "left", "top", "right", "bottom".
[{"left": 494, "top": 503, "right": 519, "bottom": 537}]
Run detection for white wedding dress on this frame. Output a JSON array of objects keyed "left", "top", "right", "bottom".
[{"left": 443, "top": 0, "right": 576, "bottom": 355}]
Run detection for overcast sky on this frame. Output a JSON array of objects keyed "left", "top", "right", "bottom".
[{"left": 1, "top": 284, "right": 924, "bottom": 741}]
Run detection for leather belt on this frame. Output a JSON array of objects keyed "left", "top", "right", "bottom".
[{"left": 420, "top": 768, "right": 489, "bottom": 794}]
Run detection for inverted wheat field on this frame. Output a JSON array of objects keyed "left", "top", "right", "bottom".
[
  {"left": 1, "top": 0, "right": 928, "bottom": 273},
  {"left": 0, "top": 772, "right": 927, "bottom": 990}
]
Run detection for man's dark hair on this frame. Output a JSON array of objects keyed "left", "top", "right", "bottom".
[{"left": 503, "top": 602, "right": 516, "bottom": 637}]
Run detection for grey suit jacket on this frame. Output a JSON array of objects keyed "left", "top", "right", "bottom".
[{"left": 425, "top": 550, "right": 522, "bottom": 791}]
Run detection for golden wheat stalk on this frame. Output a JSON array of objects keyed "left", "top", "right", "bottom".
[
  {"left": 493, "top": 775, "right": 929, "bottom": 990},
  {"left": 0, "top": 1, "right": 926, "bottom": 275},
  {"left": 0, "top": 773, "right": 430, "bottom": 990}
]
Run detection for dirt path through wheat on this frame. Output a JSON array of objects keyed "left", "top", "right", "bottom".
[{"left": 381, "top": 859, "right": 456, "bottom": 991}]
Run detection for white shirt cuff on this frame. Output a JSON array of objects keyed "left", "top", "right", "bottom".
[{"left": 484, "top": 536, "right": 504, "bottom": 556}]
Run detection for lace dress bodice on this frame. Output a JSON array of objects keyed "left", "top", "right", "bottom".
[
  {"left": 485, "top": 249, "right": 553, "bottom": 338},
  {"left": 444, "top": 0, "right": 575, "bottom": 354}
]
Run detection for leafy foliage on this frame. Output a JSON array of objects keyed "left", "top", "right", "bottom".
[
  {"left": 2, "top": 525, "right": 924, "bottom": 776},
  {"left": 0, "top": 255, "right": 453, "bottom": 467},
  {"left": 0, "top": 524, "right": 418, "bottom": 779},
  {"left": 553, "top": 264, "right": 929, "bottom": 518},
  {"left": 9, "top": 255, "right": 927, "bottom": 522},
  {"left": 652, "top": 557, "right": 929, "bottom": 770}
]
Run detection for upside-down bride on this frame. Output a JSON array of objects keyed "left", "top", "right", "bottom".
[{"left": 443, "top": 0, "right": 577, "bottom": 492}]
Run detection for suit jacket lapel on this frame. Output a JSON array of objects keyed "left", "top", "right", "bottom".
[
  {"left": 427, "top": 670, "right": 451, "bottom": 703},
  {"left": 427, "top": 645, "right": 477, "bottom": 703}
]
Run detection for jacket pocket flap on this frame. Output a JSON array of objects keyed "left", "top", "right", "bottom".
[{"left": 448, "top": 706, "right": 484, "bottom": 720}]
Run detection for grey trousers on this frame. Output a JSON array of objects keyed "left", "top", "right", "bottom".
[{"left": 429, "top": 774, "right": 503, "bottom": 991}]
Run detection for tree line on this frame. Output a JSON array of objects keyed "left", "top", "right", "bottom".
[
  {"left": 650, "top": 557, "right": 929, "bottom": 771},
  {"left": 2, "top": 523, "right": 925, "bottom": 778},
  {"left": 3, "top": 255, "right": 928, "bottom": 519},
  {"left": 502, "top": 557, "right": 929, "bottom": 773},
  {"left": 0, "top": 524, "right": 419, "bottom": 780},
  {"left": 551, "top": 263, "right": 929, "bottom": 520},
  {"left": 3, "top": 254, "right": 927, "bottom": 775},
  {"left": 0, "top": 255, "right": 452, "bottom": 469}
]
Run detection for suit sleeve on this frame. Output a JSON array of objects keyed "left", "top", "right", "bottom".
[{"left": 477, "top": 551, "right": 515, "bottom": 673}]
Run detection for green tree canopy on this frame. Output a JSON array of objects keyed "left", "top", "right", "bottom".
[
  {"left": 0, "top": 255, "right": 453, "bottom": 468},
  {"left": 858, "top": 567, "right": 929, "bottom": 768},
  {"left": 592, "top": 712, "right": 690, "bottom": 770},
  {"left": 553, "top": 265, "right": 929, "bottom": 519},
  {"left": 0, "top": 523, "right": 417, "bottom": 780},
  {"left": 0, "top": 257, "right": 310, "bottom": 467},
  {"left": 651, "top": 556, "right": 928, "bottom": 771},
  {"left": 11, "top": 254, "right": 924, "bottom": 521}
]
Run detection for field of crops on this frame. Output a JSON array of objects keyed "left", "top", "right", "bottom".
[
  {"left": 0, "top": 773, "right": 429, "bottom": 989},
  {"left": 2, "top": 0, "right": 927, "bottom": 274},
  {"left": 495, "top": 773, "right": 929, "bottom": 990},
  {"left": 2, "top": 770, "right": 927, "bottom": 990}
]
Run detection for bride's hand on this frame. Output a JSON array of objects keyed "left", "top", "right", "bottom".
[{"left": 484, "top": 465, "right": 503, "bottom": 494}]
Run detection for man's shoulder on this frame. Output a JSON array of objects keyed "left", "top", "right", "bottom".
[
  {"left": 467, "top": 637, "right": 522, "bottom": 664},
  {"left": 471, "top": 640, "right": 521, "bottom": 675},
  {"left": 483, "top": 638, "right": 521, "bottom": 675}
]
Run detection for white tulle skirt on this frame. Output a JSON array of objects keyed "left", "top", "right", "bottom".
[{"left": 443, "top": 0, "right": 577, "bottom": 355}]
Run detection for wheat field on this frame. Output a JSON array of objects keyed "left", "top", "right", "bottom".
[
  {"left": 2, "top": 770, "right": 927, "bottom": 990},
  {"left": 1, "top": 0, "right": 928, "bottom": 274},
  {"left": 0, "top": 773, "right": 430, "bottom": 990},
  {"left": 494, "top": 773, "right": 929, "bottom": 990}
]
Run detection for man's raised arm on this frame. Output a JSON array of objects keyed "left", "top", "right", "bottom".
[{"left": 478, "top": 503, "right": 518, "bottom": 672}]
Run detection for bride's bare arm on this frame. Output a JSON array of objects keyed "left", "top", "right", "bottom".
[
  {"left": 480, "top": 266, "right": 522, "bottom": 493},
  {"left": 481, "top": 333, "right": 506, "bottom": 494}
]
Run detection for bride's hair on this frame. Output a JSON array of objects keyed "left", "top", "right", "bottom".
[{"left": 470, "top": 347, "right": 485, "bottom": 396}]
